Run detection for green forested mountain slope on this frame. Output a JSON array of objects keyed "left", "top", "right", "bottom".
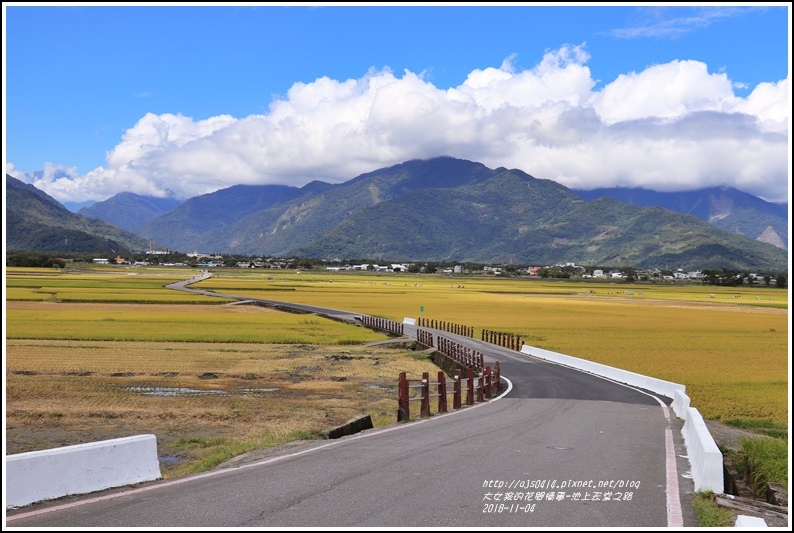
[{"left": 6, "top": 175, "right": 154, "bottom": 253}]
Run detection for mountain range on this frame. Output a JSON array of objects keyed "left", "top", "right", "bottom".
[
  {"left": 77, "top": 192, "right": 182, "bottom": 234},
  {"left": 572, "top": 186, "right": 788, "bottom": 250},
  {"left": 5, "top": 175, "right": 155, "bottom": 254},
  {"left": 5, "top": 157, "right": 790, "bottom": 272}
]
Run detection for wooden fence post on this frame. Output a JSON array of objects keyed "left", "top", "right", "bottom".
[
  {"left": 398, "top": 372, "right": 409, "bottom": 421},
  {"left": 438, "top": 370, "right": 447, "bottom": 413},
  {"left": 477, "top": 371, "right": 484, "bottom": 402},
  {"left": 420, "top": 372, "right": 430, "bottom": 418},
  {"left": 466, "top": 368, "right": 474, "bottom": 405},
  {"left": 453, "top": 369, "right": 461, "bottom": 409}
]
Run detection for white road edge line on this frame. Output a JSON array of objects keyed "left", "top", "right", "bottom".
[
  {"left": 6, "top": 378, "right": 514, "bottom": 521},
  {"left": 520, "top": 355, "right": 685, "bottom": 527}
]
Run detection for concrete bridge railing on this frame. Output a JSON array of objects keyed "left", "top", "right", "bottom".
[
  {"left": 517, "top": 344, "right": 723, "bottom": 493},
  {"left": 6, "top": 434, "right": 162, "bottom": 509}
]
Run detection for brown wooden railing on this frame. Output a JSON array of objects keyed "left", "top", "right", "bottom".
[
  {"left": 359, "top": 315, "right": 404, "bottom": 335},
  {"left": 481, "top": 329, "right": 525, "bottom": 351},
  {"left": 416, "top": 329, "right": 434, "bottom": 347},
  {"left": 416, "top": 317, "right": 473, "bottom": 337},
  {"left": 397, "top": 364, "right": 500, "bottom": 422},
  {"left": 356, "top": 317, "right": 507, "bottom": 421},
  {"left": 435, "top": 334, "right": 484, "bottom": 371}
]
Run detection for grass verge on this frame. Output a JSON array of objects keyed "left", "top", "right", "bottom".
[
  {"left": 723, "top": 418, "right": 788, "bottom": 439},
  {"left": 692, "top": 491, "right": 734, "bottom": 527},
  {"left": 169, "top": 429, "right": 326, "bottom": 477}
]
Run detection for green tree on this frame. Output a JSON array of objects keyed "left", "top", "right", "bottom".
[
  {"left": 6, "top": 252, "right": 60, "bottom": 268},
  {"left": 701, "top": 269, "right": 720, "bottom": 285},
  {"left": 623, "top": 267, "right": 636, "bottom": 283}
]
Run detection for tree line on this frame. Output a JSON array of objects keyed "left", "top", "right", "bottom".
[{"left": 5, "top": 251, "right": 787, "bottom": 289}]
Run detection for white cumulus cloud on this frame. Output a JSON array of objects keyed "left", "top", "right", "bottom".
[{"left": 12, "top": 44, "right": 791, "bottom": 204}]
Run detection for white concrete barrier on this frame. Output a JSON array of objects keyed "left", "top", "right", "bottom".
[
  {"left": 6, "top": 434, "right": 162, "bottom": 509},
  {"left": 520, "top": 344, "right": 686, "bottom": 401},
  {"left": 735, "top": 515, "right": 768, "bottom": 527},
  {"left": 519, "top": 344, "right": 723, "bottom": 494},
  {"left": 403, "top": 317, "right": 416, "bottom": 325},
  {"left": 672, "top": 389, "right": 691, "bottom": 420},
  {"left": 682, "top": 408, "right": 724, "bottom": 492}
]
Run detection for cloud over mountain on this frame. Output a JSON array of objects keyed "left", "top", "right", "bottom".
[{"left": 9, "top": 44, "right": 789, "bottom": 204}]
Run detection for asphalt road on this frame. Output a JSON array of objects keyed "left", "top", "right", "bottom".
[{"left": 5, "top": 274, "right": 698, "bottom": 528}]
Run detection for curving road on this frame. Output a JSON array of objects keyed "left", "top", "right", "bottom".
[{"left": 6, "top": 274, "right": 698, "bottom": 527}]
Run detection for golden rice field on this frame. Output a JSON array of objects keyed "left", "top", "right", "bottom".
[
  {"left": 4, "top": 267, "right": 451, "bottom": 475},
  {"left": 4, "top": 265, "right": 790, "bottom": 477},
  {"left": 194, "top": 270, "right": 790, "bottom": 426},
  {"left": 5, "top": 337, "right": 438, "bottom": 476},
  {"left": 5, "top": 302, "right": 384, "bottom": 344}
]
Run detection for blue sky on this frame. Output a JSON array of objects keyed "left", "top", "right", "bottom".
[{"left": 3, "top": 3, "right": 791, "bottom": 205}]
